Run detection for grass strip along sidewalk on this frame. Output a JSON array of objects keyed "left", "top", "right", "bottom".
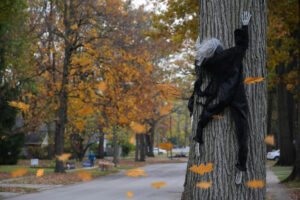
[{"left": 268, "top": 161, "right": 300, "bottom": 200}]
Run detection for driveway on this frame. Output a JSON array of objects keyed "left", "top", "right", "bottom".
[{"left": 8, "top": 162, "right": 187, "bottom": 200}]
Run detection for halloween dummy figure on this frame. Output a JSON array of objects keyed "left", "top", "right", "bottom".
[{"left": 188, "top": 12, "right": 252, "bottom": 184}]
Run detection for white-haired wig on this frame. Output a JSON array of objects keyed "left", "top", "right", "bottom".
[{"left": 195, "top": 37, "right": 223, "bottom": 66}]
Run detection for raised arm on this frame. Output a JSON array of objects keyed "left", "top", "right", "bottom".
[{"left": 234, "top": 12, "right": 251, "bottom": 52}]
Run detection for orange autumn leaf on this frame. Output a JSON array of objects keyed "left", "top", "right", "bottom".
[
  {"left": 244, "top": 77, "right": 265, "bottom": 84},
  {"left": 158, "top": 143, "right": 174, "bottom": 151},
  {"left": 77, "top": 171, "right": 92, "bottom": 181},
  {"left": 212, "top": 115, "right": 224, "bottom": 119},
  {"left": 8, "top": 101, "right": 30, "bottom": 113},
  {"left": 196, "top": 181, "right": 213, "bottom": 189},
  {"left": 125, "top": 168, "right": 148, "bottom": 178},
  {"left": 264, "top": 135, "right": 274, "bottom": 146},
  {"left": 11, "top": 169, "right": 27, "bottom": 178},
  {"left": 131, "top": 123, "right": 146, "bottom": 134},
  {"left": 98, "top": 81, "right": 107, "bottom": 91},
  {"left": 159, "top": 104, "right": 172, "bottom": 116},
  {"left": 129, "top": 136, "right": 135, "bottom": 144},
  {"left": 151, "top": 182, "right": 167, "bottom": 189},
  {"left": 1, "top": 135, "right": 6, "bottom": 140},
  {"left": 105, "top": 134, "right": 113, "bottom": 139},
  {"left": 247, "top": 179, "right": 265, "bottom": 188},
  {"left": 36, "top": 169, "right": 44, "bottom": 177},
  {"left": 56, "top": 153, "right": 71, "bottom": 161},
  {"left": 126, "top": 191, "right": 134, "bottom": 198},
  {"left": 189, "top": 163, "right": 214, "bottom": 175}
]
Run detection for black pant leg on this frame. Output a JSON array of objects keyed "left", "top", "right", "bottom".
[{"left": 229, "top": 94, "right": 249, "bottom": 171}]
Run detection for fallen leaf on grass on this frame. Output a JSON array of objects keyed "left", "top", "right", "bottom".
[
  {"left": 126, "top": 191, "right": 134, "bottom": 198},
  {"left": 36, "top": 169, "right": 44, "bottom": 177},
  {"left": 244, "top": 77, "right": 264, "bottom": 84},
  {"left": 212, "top": 115, "right": 224, "bottom": 119},
  {"left": 125, "top": 168, "right": 147, "bottom": 178},
  {"left": 196, "top": 181, "right": 212, "bottom": 189},
  {"left": 56, "top": 153, "right": 71, "bottom": 161},
  {"left": 189, "top": 163, "right": 213, "bottom": 175},
  {"left": 11, "top": 169, "right": 27, "bottom": 178},
  {"left": 264, "top": 135, "right": 274, "bottom": 146},
  {"left": 77, "top": 171, "right": 92, "bottom": 181},
  {"left": 247, "top": 179, "right": 265, "bottom": 188},
  {"left": 151, "top": 182, "right": 167, "bottom": 189}
]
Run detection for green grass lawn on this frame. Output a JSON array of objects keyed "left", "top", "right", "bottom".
[{"left": 0, "top": 165, "right": 54, "bottom": 174}]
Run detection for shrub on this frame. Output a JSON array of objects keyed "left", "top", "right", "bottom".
[
  {"left": 121, "top": 142, "right": 135, "bottom": 157},
  {"left": 0, "top": 132, "right": 25, "bottom": 164}
]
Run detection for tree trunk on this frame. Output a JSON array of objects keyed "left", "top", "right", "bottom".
[
  {"left": 146, "top": 122, "right": 155, "bottom": 157},
  {"left": 283, "top": 0, "right": 300, "bottom": 182},
  {"left": 98, "top": 132, "right": 104, "bottom": 159},
  {"left": 276, "top": 64, "right": 294, "bottom": 166},
  {"left": 267, "top": 90, "right": 274, "bottom": 153},
  {"left": 139, "top": 134, "right": 146, "bottom": 161},
  {"left": 112, "top": 125, "right": 119, "bottom": 166},
  {"left": 181, "top": 0, "right": 267, "bottom": 199},
  {"left": 184, "top": 109, "right": 189, "bottom": 148},
  {"left": 135, "top": 134, "right": 140, "bottom": 161},
  {"left": 177, "top": 112, "right": 181, "bottom": 147}
]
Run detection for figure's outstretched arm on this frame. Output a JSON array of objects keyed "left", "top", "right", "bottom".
[
  {"left": 242, "top": 11, "right": 251, "bottom": 26},
  {"left": 234, "top": 11, "right": 251, "bottom": 52}
]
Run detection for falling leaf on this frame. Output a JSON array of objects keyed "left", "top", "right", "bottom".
[
  {"left": 36, "top": 169, "right": 44, "bottom": 177},
  {"left": 77, "top": 171, "right": 93, "bottom": 181},
  {"left": 244, "top": 77, "right": 265, "bottom": 84},
  {"left": 196, "top": 181, "right": 212, "bottom": 189},
  {"left": 129, "top": 136, "right": 135, "bottom": 144},
  {"left": 98, "top": 81, "right": 107, "bottom": 91},
  {"left": 125, "top": 168, "right": 148, "bottom": 178},
  {"left": 1, "top": 136, "right": 6, "bottom": 140},
  {"left": 189, "top": 163, "right": 214, "bottom": 175},
  {"left": 11, "top": 169, "right": 27, "bottom": 178},
  {"left": 105, "top": 134, "right": 113, "bottom": 139},
  {"left": 151, "top": 182, "right": 167, "bottom": 189},
  {"left": 126, "top": 191, "right": 134, "bottom": 198},
  {"left": 159, "top": 104, "right": 172, "bottom": 116},
  {"left": 131, "top": 123, "right": 146, "bottom": 134},
  {"left": 8, "top": 101, "right": 30, "bottom": 113},
  {"left": 247, "top": 179, "right": 265, "bottom": 188},
  {"left": 158, "top": 143, "right": 174, "bottom": 151},
  {"left": 212, "top": 115, "right": 223, "bottom": 119},
  {"left": 56, "top": 153, "right": 71, "bottom": 161},
  {"left": 264, "top": 135, "right": 274, "bottom": 146}
]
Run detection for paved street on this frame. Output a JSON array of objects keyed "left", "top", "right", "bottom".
[{"left": 8, "top": 163, "right": 187, "bottom": 200}]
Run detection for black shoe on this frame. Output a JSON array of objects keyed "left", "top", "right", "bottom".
[{"left": 193, "top": 136, "right": 203, "bottom": 144}]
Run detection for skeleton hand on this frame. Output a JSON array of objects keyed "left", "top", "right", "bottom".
[{"left": 242, "top": 11, "right": 251, "bottom": 25}]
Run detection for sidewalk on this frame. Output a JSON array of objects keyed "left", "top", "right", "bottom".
[{"left": 266, "top": 166, "right": 292, "bottom": 200}]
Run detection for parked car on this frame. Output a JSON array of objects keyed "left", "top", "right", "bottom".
[
  {"left": 153, "top": 147, "right": 167, "bottom": 155},
  {"left": 267, "top": 149, "right": 280, "bottom": 161},
  {"left": 168, "top": 152, "right": 187, "bottom": 158}
]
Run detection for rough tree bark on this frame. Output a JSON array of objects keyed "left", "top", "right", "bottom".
[{"left": 181, "top": 0, "right": 267, "bottom": 199}]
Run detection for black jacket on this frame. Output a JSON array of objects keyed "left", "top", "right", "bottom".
[{"left": 189, "top": 25, "right": 248, "bottom": 115}]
